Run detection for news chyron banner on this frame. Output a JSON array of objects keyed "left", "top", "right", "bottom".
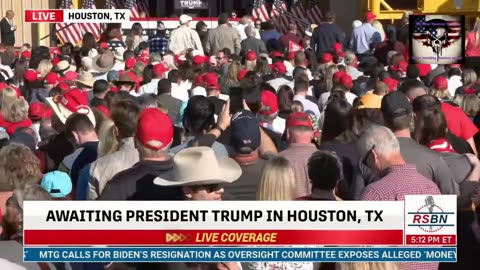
[
  {"left": 24, "top": 9, "right": 130, "bottom": 24},
  {"left": 23, "top": 196, "right": 457, "bottom": 263}
]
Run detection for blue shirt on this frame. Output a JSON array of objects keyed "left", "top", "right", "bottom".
[
  {"left": 350, "top": 23, "right": 381, "bottom": 54},
  {"left": 76, "top": 163, "right": 91, "bottom": 200},
  {"left": 260, "top": 30, "right": 281, "bottom": 43}
]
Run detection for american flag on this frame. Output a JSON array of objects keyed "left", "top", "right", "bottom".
[
  {"left": 125, "top": 0, "right": 150, "bottom": 18},
  {"left": 81, "top": 0, "right": 102, "bottom": 40},
  {"left": 412, "top": 15, "right": 462, "bottom": 45},
  {"left": 105, "top": 0, "right": 115, "bottom": 9},
  {"left": 290, "top": 0, "right": 308, "bottom": 36},
  {"left": 305, "top": 0, "right": 323, "bottom": 25},
  {"left": 252, "top": 0, "right": 269, "bottom": 22},
  {"left": 272, "top": 0, "right": 288, "bottom": 34},
  {"left": 56, "top": 0, "right": 83, "bottom": 44}
]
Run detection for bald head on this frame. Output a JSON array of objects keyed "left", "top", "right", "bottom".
[
  {"left": 6, "top": 10, "right": 14, "bottom": 19},
  {"left": 245, "top": 25, "right": 255, "bottom": 37},
  {"left": 288, "top": 24, "right": 297, "bottom": 33},
  {"left": 398, "top": 79, "right": 427, "bottom": 101}
]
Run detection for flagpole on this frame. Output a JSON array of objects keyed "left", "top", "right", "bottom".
[
  {"left": 272, "top": 6, "right": 310, "bottom": 27},
  {"left": 40, "top": 23, "right": 77, "bottom": 41}
]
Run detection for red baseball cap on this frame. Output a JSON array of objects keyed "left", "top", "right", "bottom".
[
  {"left": 125, "top": 58, "right": 137, "bottom": 69},
  {"left": 51, "top": 57, "right": 61, "bottom": 67},
  {"left": 333, "top": 43, "right": 343, "bottom": 52},
  {"left": 270, "top": 62, "right": 287, "bottom": 75},
  {"left": 153, "top": 63, "right": 168, "bottom": 76},
  {"left": 136, "top": 57, "right": 149, "bottom": 65},
  {"left": 45, "top": 72, "right": 59, "bottom": 85},
  {"left": 136, "top": 108, "right": 173, "bottom": 151},
  {"left": 21, "top": 50, "right": 32, "bottom": 60},
  {"left": 245, "top": 51, "right": 257, "bottom": 61},
  {"left": 433, "top": 76, "right": 448, "bottom": 90},
  {"left": 366, "top": 11, "right": 376, "bottom": 21},
  {"left": 382, "top": 77, "right": 399, "bottom": 92},
  {"left": 271, "top": 51, "right": 284, "bottom": 58},
  {"left": 398, "top": 61, "right": 408, "bottom": 72},
  {"left": 204, "top": 72, "right": 218, "bottom": 85},
  {"left": 333, "top": 70, "right": 347, "bottom": 83},
  {"left": 59, "top": 89, "right": 90, "bottom": 113},
  {"left": 174, "top": 54, "right": 185, "bottom": 65},
  {"left": 286, "top": 112, "right": 313, "bottom": 129},
  {"left": 57, "top": 82, "right": 71, "bottom": 92},
  {"left": 28, "top": 102, "right": 46, "bottom": 121},
  {"left": 24, "top": 69, "right": 40, "bottom": 82},
  {"left": 193, "top": 74, "right": 205, "bottom": 86},
  {"left": 237, "top": 69, "right": 248, "bottom": 81},
  {"left": 139, "top": 50, "right": 149, "bottom": 58},
  {"left": 260, "top": 91, "right": 279, "bottom": 116},
  {"left": 416, "top": 64, "right": 432, "bottom": 77},
  {"left": 192, "top": 55, "right": 207, "bottom": 65},
  {"left": 339, "top": 73, "right": 353, "bottom": 89},
  {"left": 65, "top": 71, "right": 78, "bottom": 81},
  {"left": 50, "top": 47, "right": 61, "bottom": 56},
  {"left": 322, "top": 53, "right": 333, "bottom": 63},
  {"left": 99, "top": 42, "right": 109, "bottom": 49}
]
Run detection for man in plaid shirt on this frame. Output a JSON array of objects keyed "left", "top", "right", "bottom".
[
  {"left": 358, "top": 125, "right": 441, "bottom": 270},
  {"left": 149, "top": 21, "right": 169, "bottom": 56}
]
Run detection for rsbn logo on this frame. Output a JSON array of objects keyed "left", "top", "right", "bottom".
[{"left": 408, "top": 196, "right": 455, "bottom": 233}]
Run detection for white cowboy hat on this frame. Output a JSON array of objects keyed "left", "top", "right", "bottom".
[
  {"left": 56, "top": 60, "right": 76, "bottom": 73},
  {"left": 75, "top": 71, "right": 95, "bottom": 88},
  {"left": 45, "top": 89, "right": 96, "bottom": 127},
  {"left": 114, "top": 47, "right": 126, "bottom": 61},
  {"left": 154, "top": 147, "right": 242, "bottom": 186}
]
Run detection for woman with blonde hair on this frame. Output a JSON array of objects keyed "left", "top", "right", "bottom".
[
  {"left": 336, "top": 262, "right": 399, "bottom": 270},
  {"left": 126, "top": 22, "right": 144, "bottom": 51},
  {"left": 257, "top": 156, "right": 295, "bottom": 200},
  {"left": 466, "top": 17, "right": 480, "bottom": 57},
  {"left": 252, "top": 156, "right": 312, "bottom": 270},
  {"left": 36, "top": 59, "right": 53, "bottom": 78},
  {"left": 324, "top": 64, "right": 340, "bottom": 93},
  {"left": 1, "top": 86, "right": 17, "bottom": 110},
  {"left": 430, "top": 76, "right": 451, "bottom": 101},
  {"left": 2, "top": 96, "right": 32, "bottom": 134},
  {"left": 461, "top": 94, "right": 480, "bottom": 120},
  {"left": 0, "top": 144, "right": 43, "bottom": 214},
  {"left": 454, "top": 69, "right": 478, "bottom": 105},
  {"left": 220, "top": 61, "right": 241, "bottom": 94},
  {"left": 97, "top": 119, "right": 119, "bottom": 158}
]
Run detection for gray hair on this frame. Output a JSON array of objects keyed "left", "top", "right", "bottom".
[
  {"left": 357, "top": 125, "right": 400, "bottom": 158},
  {"left": 13, "top": 184, "right": 52, "bottom": 210},
  {"left": 149, "top": 53, "right": 162, "bottom": 64},
  {"left": 245, "top": 25, "right": 255, "bottom": 37}
]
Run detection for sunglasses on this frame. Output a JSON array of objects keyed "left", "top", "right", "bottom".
[{"left": 216, "top": 56, "right": 225, "bottom": 61}]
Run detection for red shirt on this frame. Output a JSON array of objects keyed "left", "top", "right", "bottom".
[
  {"left": 466, "top": 32, "right": 480, "bottom": 57},
  {"left": 279, "top": 33, "right": 303, "bottom": 49},
  {"left": 441, "top": 102, "right": 478, "bottom": 140}
]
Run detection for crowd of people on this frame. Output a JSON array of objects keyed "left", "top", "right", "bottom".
[{"left": 0, "top": 7, "right": 479, "bottom": 270}]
